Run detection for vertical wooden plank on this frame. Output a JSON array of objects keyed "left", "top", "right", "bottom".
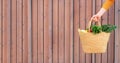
[
  {"left": 0, "top": 0, "right": 2, "bottom": 63},
  {"left": 70, "top": 0, "right": 74, "bottom": 63},
  {"left": 8, "top": 0, "right": 11, "bottom": 62},
  {"left": 118, "top": 0, "right": 120, "bottom": 62},
  {"left": 79, "top": 0, "right": 86, "bottom": 63},
  {"left": 85, "top": 0, "right": 93, "bottom": 63},
  {"left": 115, "top": 0, "right": 120, "bottom": 63},
  {"left": 95, "top": 0, "right": 102, "bottom": 63},
  {"left": 65, "top": 0, "right": 70, "bottom": 63},
  {"left": 53, "top": 0, "right": 59, "bottom": 63},
  {"left": 32, "top": 0, "right": 38, "bottom": 63},
  {"left": 38, "top": 0, "right": 44, "bottom": 63},
  {"left": 17, "top": 0, "right": 23, "bottom": 63},
  {"left": 44, "top": 0, "right": 53, "bottom": 63},
  {"left": 23, "top": 0, "right": 28, "bottom": 63},
  {"left": 11, "top": 0, "right": 17, "bottom": 63},
  {"left": 50, "top": 0, "right": 53, "bottom": 63},
  {"left": 28, "top": 0, "right": 32, "bottom": 63},
  {"left": 108, "top": 4, "right": 115, "bottom": 63},
  {"left": 2, "top": 0, "right": 10, "bottom": 63},
  {"left": 73, "top": 0, "right": 80, "bottom": 63},
  {"left": 58, "top": 0, "right": 65, "bottom": 63},
  {"left": 0, "top": 2, "right": 1, "bottom": 63}
]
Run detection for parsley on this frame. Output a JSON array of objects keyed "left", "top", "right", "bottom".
[
  {"left": 101, "top": 24, "right": 117, "bottom": 33},
  {"left": 91, "top": 25, "right": 102, "bottom": 34},
  {"left": 90, "top": 24, "right": 116, "bottom": 34}
]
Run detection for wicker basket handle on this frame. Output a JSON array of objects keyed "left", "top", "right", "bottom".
[{"left": 87, "top": 19, "right": 101, "bottom": 31}]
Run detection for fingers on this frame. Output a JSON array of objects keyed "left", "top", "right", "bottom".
[{"left": 91, "top": 15, "right": 100, "bottom": 22}]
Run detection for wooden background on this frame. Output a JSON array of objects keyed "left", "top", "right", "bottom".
[{"left": 0, "top": 0, "right": 120, "bottom": 63}]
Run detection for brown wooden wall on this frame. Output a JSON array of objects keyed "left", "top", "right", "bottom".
[{"left": 0, "top": 0, "right": 120, "bottom": 63}]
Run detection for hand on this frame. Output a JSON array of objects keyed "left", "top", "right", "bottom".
[
  {"left": 91, "top": 15, "right": 101, "bottom": 22},
  {"left": 90, "top": 8, "right": 106, "bottom": 22}
]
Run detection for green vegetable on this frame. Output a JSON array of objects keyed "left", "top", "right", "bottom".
[
  {"left": 90, "top": 24, "right": 116, "bottom": 34},
  {"left": 101, "top": 24, "right": 117, "bottom": 33},
  {"left": 91, "top": 25, "right": 102, "bottom": 34}
]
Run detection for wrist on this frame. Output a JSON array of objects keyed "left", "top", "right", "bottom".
[{"left": 96, "top": 8, "right": 106, "bottom": 17}]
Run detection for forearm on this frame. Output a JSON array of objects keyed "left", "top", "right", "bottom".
[
  {"left": 91, "top": 0, "right": 114, "bottom": 22},
  {"left": 96, "top": 8, "right": 106, "bottom": 17}
]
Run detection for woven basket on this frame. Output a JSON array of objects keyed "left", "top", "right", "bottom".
[{"left": 78, "top": 20, "right": 111, "bottom": 53}]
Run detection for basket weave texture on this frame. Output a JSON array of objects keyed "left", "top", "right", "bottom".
[
  {"left": 78, "top": 29, "right": 110, "bottom": 53},
  {"left": 78, "top": 20, "right": 111, "bottom": 53}
]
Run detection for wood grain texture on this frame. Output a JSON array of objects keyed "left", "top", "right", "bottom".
[
  {"left": 73, "top": 0, "right": 80, "bottom": 63},
  {"left": 17, "top": 0, "right": 23, "bottom": 63},
  {"left": 11, "top": 0, "right": 17, "bottom": 63},
  {"left": 70, "top": 0, "right": 74, "bottom": 63},
  {"left": 23, "top": 0, "right": 28, "bottom": 63},
  {"left": 32, "top": 0, "right": 38, "bottom": 63},
  {"left": 2, "top": 0, "right": 10, "bottom": 63},
  {"left": 28, "top": 0, "right": 32, "bottom": 63},
  {"left": 0, "top": 0, "right": 118, "bottom": 63},
  {"left": 0, "top": 0, "right": 2, "bottom": 63},
  {"left": 65, "top": 0, "right": 70, "bottom": 63},
  {"left": 44, "top": 0, "right": 53, "bottom": 63},
  {"left": 118, "top": 0, "right": 120, "bottom": 62},
  {"left": 58, "top": 0, "right": 65, "bottom": 63},
  {"left": 115, "top": 0, "right": 120, "bottom": 63},
  {"left": 53, "top": 0, "right": 59, "bottom": 63},
  {"left": 38, "top": 0, "right": 44, "bottom": 63}
]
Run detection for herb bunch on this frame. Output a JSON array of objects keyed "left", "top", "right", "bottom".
[
  {"left": 89, "top": 24, "right": 116, "bottom": 34},
  {"left": 101, "top": 24, "right": 117, "bottom": 33},
  {"left": 91, "top": 25, "right": 102, "bottom": 34}
]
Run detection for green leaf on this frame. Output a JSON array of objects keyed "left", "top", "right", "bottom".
[
  {"left": 91, "top": 25, "right": 102, "bottom": 34},
  {"left": 101, "top": 24, "right": 117, "bottom": 33}
]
